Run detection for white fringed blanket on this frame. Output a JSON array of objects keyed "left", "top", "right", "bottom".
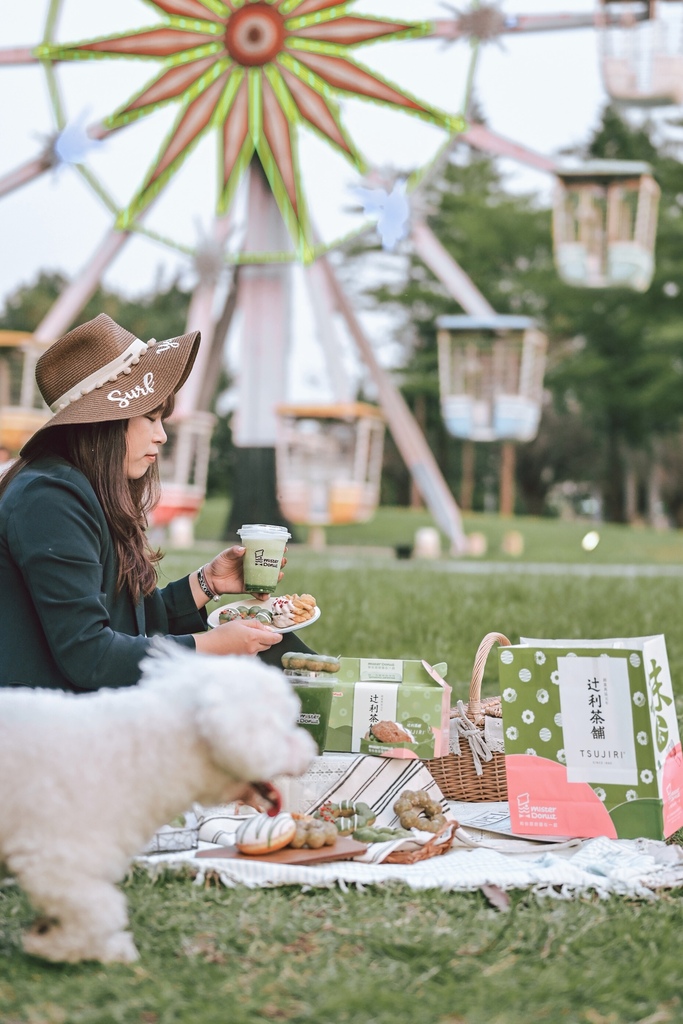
[{"left": 138, "top": 834, "right": 683, "bottom": 899}]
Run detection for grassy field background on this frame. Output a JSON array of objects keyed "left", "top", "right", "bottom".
[
  {"left": 3, "top": 507, "right": 683, "bottom": 1023},
  {"left": 195, "top": 497, "right": 683, "bottom": 565}
]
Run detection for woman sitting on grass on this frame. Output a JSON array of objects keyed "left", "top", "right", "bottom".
[{"left": 0, "top": 313, "right": 310, "bottom": 691}]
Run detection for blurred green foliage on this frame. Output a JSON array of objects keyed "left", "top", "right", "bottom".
[{"left": 350, "top": 105, "right": 683, "bottom": 523}]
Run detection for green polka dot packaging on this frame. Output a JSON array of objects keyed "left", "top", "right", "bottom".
[
  {"left": 320, "top": 659, "right": 451, "bottom": 760},
  {"left": 498, "top": 635, "right": 683, "bottom": 840}
]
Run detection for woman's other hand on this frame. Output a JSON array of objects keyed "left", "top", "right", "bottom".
[
  {"left": 194, "top": 618, "right": 283, "bottom": 656},
  {"left": 203, "top": 545, "right": 287, "bottom": 601}
]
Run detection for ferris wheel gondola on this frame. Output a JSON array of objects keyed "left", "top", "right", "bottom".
[
  {"left": 0, "top": 331, "right": 50, "bottom": 454},
  {"left": 552, "top": 160, "right": 660, "bottom": 291},
  {"left": 435, "top": 316, "right": 547, "bottom": 445},
  {"left": 275, "top": 402, "right": 385, "bottom": 529},
  {"left": 598, "top": 0, "right": 683, "bottom": 106}
]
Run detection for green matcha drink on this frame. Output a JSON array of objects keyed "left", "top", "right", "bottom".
[{"left": 237, "top": 524, "right": 290, "bottom": 594}]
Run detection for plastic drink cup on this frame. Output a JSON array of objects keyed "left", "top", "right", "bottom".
[{"left": 237, "top": 524, "right": 291, "bottom": 594}]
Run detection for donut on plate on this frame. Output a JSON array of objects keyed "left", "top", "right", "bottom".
[
  {"left": 393, "top": 790, "right": 447, "bottom": 834},
  {"left": 234, "top": 812, "right": 296, "bottom": 855}
]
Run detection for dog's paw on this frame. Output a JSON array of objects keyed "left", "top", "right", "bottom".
[{"left": 23, "top": 927, "right": 139, "bottom": 965}]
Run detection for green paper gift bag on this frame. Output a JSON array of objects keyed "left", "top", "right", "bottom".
[{"left": 498, "top": 634, "right": 683, "bottom": 841}]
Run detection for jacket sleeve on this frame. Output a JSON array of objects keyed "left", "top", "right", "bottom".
[
  {"left": 8, "top": 473, "right": 197, "bottom": 689},
  {"left": 145, "top": 576, "right": 208, "bottom": 638}
]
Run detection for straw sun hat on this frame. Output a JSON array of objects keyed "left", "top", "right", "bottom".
[{"left": 21, "top": 313, "right": 201, "bottom": 454}]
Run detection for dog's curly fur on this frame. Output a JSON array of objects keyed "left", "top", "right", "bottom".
[{"left": 0, "top": 643, "right": 316, "bottom": 964}]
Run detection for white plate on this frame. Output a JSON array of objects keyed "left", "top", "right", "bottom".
[{"left": 207, "top": 598, "right": 321, "bottom": 634}]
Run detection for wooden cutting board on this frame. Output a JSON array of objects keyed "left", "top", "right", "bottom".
[{"left": 195, "top": 837, "right": 367, "bottom": 865}]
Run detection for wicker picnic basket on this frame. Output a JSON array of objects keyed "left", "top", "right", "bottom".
[{"left": 424, "top": 632, "right": 511, "bottom": 802}]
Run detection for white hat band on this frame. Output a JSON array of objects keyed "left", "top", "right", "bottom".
[{"left": 50, "top": 337, "right": 154, "bottom": 413}]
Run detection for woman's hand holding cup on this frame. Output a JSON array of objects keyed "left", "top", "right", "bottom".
[{"left": 204, "top": 527, "right": 289, "bottom": 601}]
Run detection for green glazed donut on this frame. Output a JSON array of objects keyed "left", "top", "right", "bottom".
[
  {"left": 314, "top": 800, "right": 376, "bottom": 836},
  {"left": 281, "top": 652, "right": 340, "bottom": 673},
  {"left": 352, "top": 826, "right": 412, "bottom": 843}
]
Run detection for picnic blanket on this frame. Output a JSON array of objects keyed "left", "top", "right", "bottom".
[
  {"left": 139, "top": 834, "right": 683, "bottom": 899},
  {"left": 136, "top": 756, "right": 683, "bottom": 898}
]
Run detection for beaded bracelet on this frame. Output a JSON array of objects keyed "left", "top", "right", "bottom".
[{"left": 197, "top": 564, "right": 218, "bottom": 602}]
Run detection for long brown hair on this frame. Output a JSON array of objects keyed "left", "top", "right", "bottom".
[{"left": 0, "top": 396, "right": 174, "bottom": 603}]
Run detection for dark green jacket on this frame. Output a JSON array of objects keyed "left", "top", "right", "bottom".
[{"left": 0, "top": 456, "right": 206, "bottom": 691}]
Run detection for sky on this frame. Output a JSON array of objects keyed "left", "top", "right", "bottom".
[{"left": 0, "top": 0, "right": 669, "bottom": 399}]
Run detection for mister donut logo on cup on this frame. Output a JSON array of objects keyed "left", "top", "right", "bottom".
[{"left": 237, "top": 524, "right": 291, "bottom": 594}]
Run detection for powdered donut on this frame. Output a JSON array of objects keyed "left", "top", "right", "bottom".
[{"left": 271, "top": 594, "right": 317, "bottom": 628}]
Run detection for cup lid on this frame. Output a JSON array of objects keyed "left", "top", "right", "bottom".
[{"left": 237, "top": 523, "right": 291, "bottom": 539}]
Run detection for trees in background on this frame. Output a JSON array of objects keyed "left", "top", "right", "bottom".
[
  {"left": 547, "top": 108, "right": 683, "bottom": 522},
  {"left": 355, "top": 105, "right": 683, "bottom": 523},
  {"left": 0, "top": 271, "right": 191, "bottom": 343},
  {"left": 352, "top": 141, "right": 586, "bottom": 514}
]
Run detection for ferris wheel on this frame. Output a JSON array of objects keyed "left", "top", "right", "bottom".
[{"left": 0, "top": 1, "right": 675, "bottom": 551}]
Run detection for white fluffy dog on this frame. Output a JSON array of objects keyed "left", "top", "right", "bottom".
[{"left": 0, "top": 643, "right": 316, "bottom": 965}]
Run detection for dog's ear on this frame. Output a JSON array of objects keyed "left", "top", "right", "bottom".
[{"left": 193, "top": 660, "right": 316, "bottom": 781}]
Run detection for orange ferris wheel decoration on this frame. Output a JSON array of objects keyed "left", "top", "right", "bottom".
[{"left": 36, "top": 0, "right": 464, "bottom": 262}]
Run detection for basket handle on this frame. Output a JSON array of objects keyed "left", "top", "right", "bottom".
[{"left": 467, "top": 632, "right": 511, "bottom": 725}]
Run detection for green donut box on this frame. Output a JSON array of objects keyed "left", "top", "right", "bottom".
[{"left": 291, "top": 657, "right": 451, "bottom": 760}]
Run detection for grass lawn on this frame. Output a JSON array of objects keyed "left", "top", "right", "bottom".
[
  {"left": 1, "top": 878, "right": 682, "bottom": 1024},
  {"left": 195, "top": 497, "right": 683, "bottom": 565},
  {"left": 3, "top": 510, "right": 683, "bottom": 1023}
]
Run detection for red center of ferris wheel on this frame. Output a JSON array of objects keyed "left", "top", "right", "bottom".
[{"left": 224, "top": 4, "right": 286, "bottom": 67}]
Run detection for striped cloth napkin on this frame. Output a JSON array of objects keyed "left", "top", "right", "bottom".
[{"left": 307, "top": 755, "right": 457, "bottom": 864}]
